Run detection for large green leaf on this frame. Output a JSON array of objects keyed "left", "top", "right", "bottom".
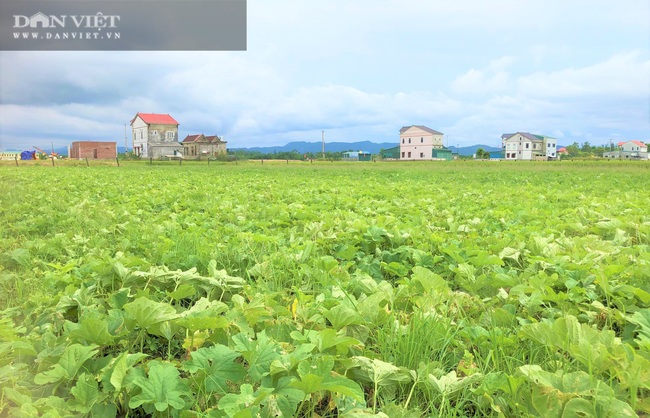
[
  {"left": 129, "top": 360, "right": 190, "bottom": 412},
  {"left": 348, "top": 356, "right": 412, "bottom": 387},
  {"left": 291, "top": 356, "right": 364, "bottom": 402},
  {"left": 325, "top": 304, "right": 363, "bottom": 330},
  {"left": 34, "top": 344, "right": 99, "bottom": 385},
  {"left": 123, "top": 297, "right": 178, "bottom": 330},
  {"left": 183, "top": 344, "right": 245, "bottom": 394},
  {"left": 218, "top": 384, "right": 273, "bottom": 418},
  {"left": 232, "top": 331, "right": 282, "bottom": 381},
  {"left": 70, "top": 373, "right": 101, "bottom": 413},
  {"left": 67, "top": 318, "right": 114, "bottom": 346},
  {"left": 426, "top": 370, "right": 482, "bottom": 397}
]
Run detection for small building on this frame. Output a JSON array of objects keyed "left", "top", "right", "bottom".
[
  {"left": 501, "top": 132, "right": 557, "bottom": 160},
  {"left": 69, "top": 141, "right": 117, "bottom": 159},
  {"left": 130, "top": 113, "right": 182, "bottom": 158},
  {"left": 342, "top": 151, "right": 372, "bottom": 161},
  {"left": 603, "top": 140, "right": 648, "bottom": 160},
  {"left": 489, "top": 150, "right": 505, "bottom": 160},
  {"left": 399, "top": 125, "right": 444, "bottom": 160},
  {"left": 380, "top": 146, "right": 400, "bottom": 160},
  {"left": 0, "top": 151, "right": 21, "bottom": 160},
  {"left": 182, "top": 134, "right": 227, "bottom": 158},
  {"left": 432, "top": 148, "right": 453, "bottom": 160}
]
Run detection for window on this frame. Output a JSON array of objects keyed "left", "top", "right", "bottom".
[
  {"left": 421, "top": 137, "right": 423, "bottom": 143},
  {"left": 166, "top": 131, "right": 174, "bottom": 140},
  {"left": 420, "top": 152, "right": 424, "bottom": 157},
  {"left": 401, "top": 152, "right": 405, "bottom": 158},
  {"left": 408, "top": 138, "right": 411, "bottom": 144},
  {"left": 402, "top": 139, "right": 404, "bottom": 144},
  {"left": 408, "top": 152, "right": 411, "bottom": 158},
  {"left": 525, "top": 143, "right": 529, "bottom": 149}
]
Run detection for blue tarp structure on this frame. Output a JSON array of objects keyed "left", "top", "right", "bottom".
[{"left": 20, "top": 151, "right": 34, "bottom": 160}]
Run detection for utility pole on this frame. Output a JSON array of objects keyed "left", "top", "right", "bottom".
[
  {"left": 321, "top": 130, "right": 325, "bottom": 159},
  {"left": 124, "top": 123, "right": 128, "bottom": 153}
]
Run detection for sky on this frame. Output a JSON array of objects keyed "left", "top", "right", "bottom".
[{"left": 1, "top": 0, "right": 649, "bottom": 150}]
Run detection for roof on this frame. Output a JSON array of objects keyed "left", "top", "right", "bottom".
[
  {"left": 205, "top": 135, "right": 227, "bottom": 143},
  {"left": 182, "top": 134, "right": 203, "bottom": 143},
  {"left": 400, "top": 125, "right": 443, "bottom": 135},
  {"left": 183, "top": 134, "right": 226, "bottom": 143},
  {"left": 502, "top": 132, "right": 545, "bottom": 142},
  {"left": 618, "top": 140, "right": 646, "bottom": 147},
  {"left": 131, "top": 113, "right": 179, "bottom": 125}
]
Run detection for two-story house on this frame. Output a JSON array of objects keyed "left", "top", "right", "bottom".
[
  {"left": 501, "top": 132, "right": 557, "bottom": 160},
  {"left": 182, "top": 134, "right": 228, "bottom": 158},
  {"left": 399, "top": 125, "right": 448, "bottom": 160},
  {"left": 130, "top": 113, "right": 183, "bottom": 158},
  {"left": 603, "top": 140, "right": 648, "bottom": 159}
]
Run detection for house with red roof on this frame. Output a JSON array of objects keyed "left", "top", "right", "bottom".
[
  {"left": 182, "top": 134, "right": 227, "bottom": 158},
  {"left": 603, "top": 140, "right": 648, "bottom": 160},
  {"left": 130, "top": 113, "right": 182, "bottom": 158}
]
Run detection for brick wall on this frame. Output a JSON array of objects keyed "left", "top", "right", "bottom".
[{"left": 70, "top": 142, "right": 117, "bottom": 159}]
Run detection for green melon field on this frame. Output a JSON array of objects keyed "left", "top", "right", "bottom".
[{"left": 1, "top": 160, "right": 649, "bottom": 417}]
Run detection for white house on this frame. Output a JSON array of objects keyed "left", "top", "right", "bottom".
[
  {"left": 399, "top": 125, "right": 444, "bottom": 160},
  {"left": 603, "top": 140, "right": 648, "bottom": 160},
  {"left": 501, "top": 132, "right": 557, "bottom": 160},
  {"left": 130, "top": 113, "right": 182, "bottom": 158}
]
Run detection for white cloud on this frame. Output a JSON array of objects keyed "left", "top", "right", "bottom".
[
  {"left": 1, "top": 1, "right": 648, "bottom": 150},
  {"left": 451, "top": 56, "right": 515, "bottom": 94},
  {"left": 517, "top": 51, "right": 650, "bottom": 98}
]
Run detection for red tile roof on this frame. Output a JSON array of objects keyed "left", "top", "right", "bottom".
[
  {"left": 183, "top": 134, "right": 226, "bottom": 143},
  {"left": 618, "top": 140, "right": 646, "bottom": 147},
  {"left": 205, "top": 135, "right": 226, "bottom": 143},
  {"left": 182, "top": 134, "right": 203, "bottom": 143},
  {"left": 131, "top": 113, "right": 179, "bottom": 125}
]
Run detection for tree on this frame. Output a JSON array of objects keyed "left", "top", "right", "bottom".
[
  {"left": 475, "top": 148, "right": 490, "bottom": 159},
  {"left": 565, "top": 142, "right": 582, "bottom": 158}
]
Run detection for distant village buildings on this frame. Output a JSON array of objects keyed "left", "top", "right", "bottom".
[
  {"left": 603, "top": 140, "right": 648, "bottom": 160},
  {"left": 341, "top": 151, "right": 372, "bottom": 161},
  {"left": 130, "top": 113, "right": 182, "bottom": 158},
  {"left": 501, "top": 132, "right": 557, "bottom": 161},
  {"left": 69, "top": 141, "right": 117, "bottom": 159},
  {"left": 182, "top": 134, "right": 227, "bottom": 157},
  {"left": 399, "top": 125, "right": 452, "bottom": 161},
  {"left": 129, "top": 113, "right": 229, "bottom": 159}
]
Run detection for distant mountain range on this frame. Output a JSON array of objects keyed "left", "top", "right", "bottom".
[
  {"left": 231, "top": 141, "right": 396, "bottom": 155},
  {"left": 232, "top": 141, "right": 503, "bottom": 156},
  {"left": 7, "top": 142, "right": 503, "bottom": 157}
]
